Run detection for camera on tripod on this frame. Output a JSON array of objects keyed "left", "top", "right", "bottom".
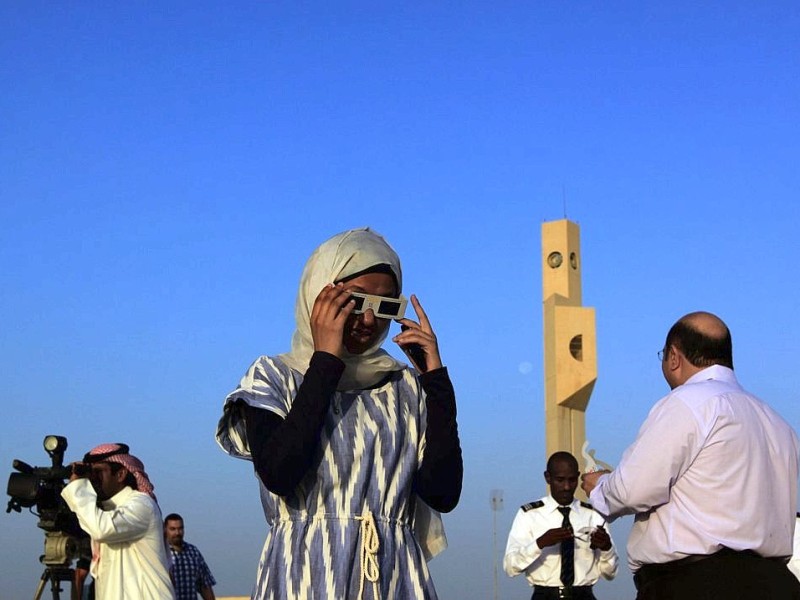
[{"left": 7, "top": 435, "right": 91, "bottom": 599}]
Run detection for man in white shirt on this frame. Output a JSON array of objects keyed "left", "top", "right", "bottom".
[
  {"left": 505, "top": 452, "right": 618, "bottom": 599},
  {"left": 61, "top": 443, "right": 175, "bottom": 599},
  {"left": 788, "top": 514, "right": 800, "bottom": 582},
  {"left": 582, "top": 311, "right": 800, "bottom": 599}
]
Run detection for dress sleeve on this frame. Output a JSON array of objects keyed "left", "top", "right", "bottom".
[
  {"left": 242, "top": 351, "right": 344, "bottom": 497},
  {"left": 216, "top": 355, "right": 299, "bottom": 459},
  {"left": 414, "top": 367, "right": 463, "bottom": 513}
]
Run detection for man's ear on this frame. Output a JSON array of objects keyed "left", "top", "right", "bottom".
[
  {"left": 115, "top": 467, "right": 129, "bottom": 484},
  {"left": 667, "top": 345, "right": 681, "bottom": 371},
  {"left": 544, "top": 470, "right": 551, "bottom": 486}
]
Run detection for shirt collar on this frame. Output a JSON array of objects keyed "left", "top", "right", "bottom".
[
  {"left": 683, "top": 364, "right": 737, "bottom": 386},
  {"left": 545, "top": 494, "right": 578, "bottom": 513}
]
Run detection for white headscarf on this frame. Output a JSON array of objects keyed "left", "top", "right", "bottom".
[{"left": 278, "top": 228, "right": 406, "bottom": 390}]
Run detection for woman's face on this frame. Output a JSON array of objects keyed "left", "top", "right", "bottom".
[{"left": 340, "top": 272, "right": 397, "bottom": 354}]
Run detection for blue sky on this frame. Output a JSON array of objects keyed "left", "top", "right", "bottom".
[{"left": 2, "top": 2, "right": 799, "bottom": 598}]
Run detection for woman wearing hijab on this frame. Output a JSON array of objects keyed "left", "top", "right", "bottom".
[{"left": 216, "top": 228, "right": 462, "bottom": 599}]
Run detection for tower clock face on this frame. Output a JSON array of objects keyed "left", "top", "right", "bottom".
[
  {"left": 570, "top": 252, "right": 578, "bottom": 269},
  {"left": 547, "top": 251, "right": 563, "bottom": 268}
]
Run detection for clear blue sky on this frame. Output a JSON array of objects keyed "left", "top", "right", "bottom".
[{"left": 2, "top": 2, "right": 799, "bottom": 598}]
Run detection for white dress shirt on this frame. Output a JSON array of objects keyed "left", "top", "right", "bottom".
[
  {"left": 590, "top": 365, "right": 799, "bottom": 571},
  {"left": 62, "top": 479, "right": 175, "bottom": 599},
  {"left": 504, "top": 495, "right": 618, "bottom": 587},
  {"left": 787, "top": 516, "right": 800, "bottom": 581}
]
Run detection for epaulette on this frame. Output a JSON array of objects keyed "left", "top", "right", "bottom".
[
  {"left": 521, "top": 500, "right": 545, "bottom": 512},
  {"left": 580, "top": 501, "right": 593, "bottom": 510}
]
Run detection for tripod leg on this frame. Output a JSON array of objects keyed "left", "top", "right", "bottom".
[
  {"left": 47, "top": 567, "right": 74, "bottom": 600},
  {"left": 33, "top": 569, "right": 48, "bottom": 600},
  {"left": 49, "top": 574, "right": 62, "bottom": 600},
  {"left": 33, "top": 566, "right": 73, "bottom": 600}
]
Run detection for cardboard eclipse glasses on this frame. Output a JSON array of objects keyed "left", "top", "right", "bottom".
[{"left": 349, "top": 292, "right": 407, "bottom": 320}]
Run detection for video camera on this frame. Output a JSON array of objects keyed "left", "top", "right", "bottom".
[{"left": 6, "top": 435, "right": 90, "bottom": 567}]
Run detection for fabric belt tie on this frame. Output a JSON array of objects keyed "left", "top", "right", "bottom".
[{"left": 355, "top": 509, "right": 380, "bottom": 600}]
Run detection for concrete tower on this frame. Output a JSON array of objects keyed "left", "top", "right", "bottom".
[{"left": 542, "top": 219, "right": 597, "bottom": 470}]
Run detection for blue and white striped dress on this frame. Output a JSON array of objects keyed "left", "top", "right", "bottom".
[{"left": 217, "top": 356, "right": 439, "bottom": 600}]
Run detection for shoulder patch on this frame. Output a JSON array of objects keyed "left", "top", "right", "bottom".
[{"left": 521, "top": 501, "right": 545, "bottom": 512}]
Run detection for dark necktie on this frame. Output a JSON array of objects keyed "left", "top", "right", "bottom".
[{"left": 558, "top": 506, "right": 575, "bottom": 587}]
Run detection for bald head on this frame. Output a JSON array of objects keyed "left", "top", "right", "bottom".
[
  {"left": 682, "top": 312, "right": 728, "bottom": 339},
  {"left": 664, "top": 311, "right": 734, "bottom": 371}
]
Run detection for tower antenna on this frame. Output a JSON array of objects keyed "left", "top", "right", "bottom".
[{"left": 490, "top": 489, "right": 504, "bottom": 600}]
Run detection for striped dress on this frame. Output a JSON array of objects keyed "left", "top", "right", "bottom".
[{"left": 216, "top": 356, "right": 439, "bottom": 600}]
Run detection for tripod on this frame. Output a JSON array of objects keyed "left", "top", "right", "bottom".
[
  {"left": 31, "top": 531, "right": 91, "bottom": 600},
  {"left": 33, "top": 565, "right": 75, "bottom": 600}
]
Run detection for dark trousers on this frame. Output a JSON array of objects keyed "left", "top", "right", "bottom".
[
  {"left": 634, "top": 548, "right": 800, "bottom": 600},
  {"left": 532, "top": 585, "right": 596, "bottom": 600}
]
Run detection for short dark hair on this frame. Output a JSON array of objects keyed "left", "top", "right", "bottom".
[
  {"left": 546, "top": 451, "right": 578, "bottom": 474},
  {"left": 666, "top": 319, "right": 733, "bottom": 369},
  {"left": 108, "top": 462, "right": 137, "bottom": 490},
  {"left": 164, "top": 513, "right": 183, "bottom": 525}
]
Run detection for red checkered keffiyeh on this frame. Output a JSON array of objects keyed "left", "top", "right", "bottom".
[{"left": 83, "top": 443, "right": 156, "bottom": 500}]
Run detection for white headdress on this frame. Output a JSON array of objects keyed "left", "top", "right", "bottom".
[{"left": 278, "top": 228, "right": 405, "bottom": 390}]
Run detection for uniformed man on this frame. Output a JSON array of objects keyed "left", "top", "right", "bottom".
[{"left": 504, "top": 451, "right": 617, "bottom": 600}]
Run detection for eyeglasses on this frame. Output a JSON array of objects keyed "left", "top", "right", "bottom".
[
  {"left": 349, "top": 292, "right": 408, "bottom": 320},
  {"left": 657, "top": 348, "right": 667, "bottom": 361}
]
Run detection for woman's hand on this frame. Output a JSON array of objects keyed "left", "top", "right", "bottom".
[
  {"left": 310, "top": 283, "right": 355, "bottom": 358},
  {"left": 392, "top": 295, "right": 442, "bottom": 373}
]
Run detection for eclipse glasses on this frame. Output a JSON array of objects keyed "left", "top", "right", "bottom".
[{"left": 349, "top": 292, "right": 407, "bottom": 320}]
